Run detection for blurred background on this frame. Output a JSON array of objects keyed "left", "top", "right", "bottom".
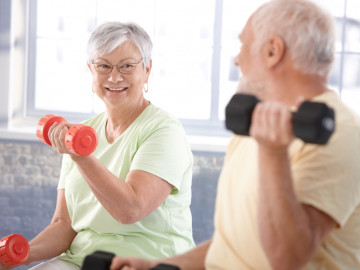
[{"left": 0, "top": 0, "right": 359, "bottom": 269}]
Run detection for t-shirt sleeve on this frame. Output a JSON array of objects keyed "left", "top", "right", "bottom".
[
  {"left": 293, "top": 122, "right": 360, "bottom": 227},
  {"left": 130, "top": 120, "right": 192, "bottom": 194}
]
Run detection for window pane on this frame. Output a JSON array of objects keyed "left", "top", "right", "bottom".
[
  {"left": 96, "top": 0, "right": 156, "bottom": 36},
  {"left": 218, "top": 0, "right": 268, "bottom": 120},
  {"left": 345, "top": 0, "right": 360, "bottom": 53},
  {"left": 327, "top": 53, "right": 341, "bottom": 95},
  {"left": 35, "top": 0, "right": 97, "bottom": 113},
  {"left": 147, "top": 0, "right": 215, "bottom": 120},
  {"left": 346, "top": 0, "right": 360, "bottom": 22},
  {"left": 35, "top": 39, "right": 93, "bottom": 112},
  {"left": 305, "top": 1, "right": 344, "bottom": 52},
  {"left": 345, "top": 20, "right": 360, "bottom": 52},
  {"left": 341, "top": 54, "right": 360, "bottom": 115},
  {"left": 315, "top": 0, "right": 344, "bottom": 17},
  {"left": 34, "top": 0, "right": 214, "bottom": 120}
]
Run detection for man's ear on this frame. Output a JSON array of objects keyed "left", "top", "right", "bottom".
[{"left": 264, "top": 35, "right": 285, "bottom": 68}]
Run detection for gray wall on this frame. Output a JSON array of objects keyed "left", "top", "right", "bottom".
[{"left": 0, "top": 140, "right": 223, "bottom": 269}]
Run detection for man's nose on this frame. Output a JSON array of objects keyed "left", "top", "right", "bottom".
[{"left": 234, "top": 53, "right": 240, "bottom": 67}]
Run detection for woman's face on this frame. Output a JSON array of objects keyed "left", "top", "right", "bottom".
[{"left": 89, "top": 41, "right": 151, "bottom": 111}]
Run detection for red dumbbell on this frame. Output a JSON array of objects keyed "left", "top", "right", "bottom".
[
  {"left": 0, "top": 234, "right": 30, "bottom": 267},
  {"left": 36, "top": 114, "right": 98, "bottom": 156}
]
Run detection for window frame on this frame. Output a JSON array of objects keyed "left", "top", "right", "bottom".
[
  {"left": 24, "top": 0, "right": 232, "bottom": 137},
  {"left": 1, "top": 0, "right": 360, "bottom": 145}
]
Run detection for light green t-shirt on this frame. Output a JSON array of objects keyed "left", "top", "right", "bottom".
[{"left": 57, "top": 104, "right": 195, "bottom": 266}]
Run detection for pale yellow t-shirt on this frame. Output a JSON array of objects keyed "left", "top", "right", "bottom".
[
  {"left": 206, "top": 91, "right": 360, "bottom": 269},
  {"left": 57, "top": 104, "right": 195, "bottom": 266}
]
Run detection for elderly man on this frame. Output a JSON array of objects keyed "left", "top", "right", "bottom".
[{"left": 110, "top": 0, "right": 360, "bottom": 269}]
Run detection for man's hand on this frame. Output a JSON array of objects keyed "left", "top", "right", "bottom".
[
  {"left": 110, "top": 256, "right": 157, "bottom": 270},
  {"left": 250, "top": 101, "right": 294, "bottom": 151}
]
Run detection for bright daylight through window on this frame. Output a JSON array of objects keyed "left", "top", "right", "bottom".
[{"left": 21, "top": 0, "right": 360, "bottom": 136}]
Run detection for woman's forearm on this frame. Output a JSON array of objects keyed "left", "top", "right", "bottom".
[{"left": 26, "top": 219, "right": 77, "bottom": 265}]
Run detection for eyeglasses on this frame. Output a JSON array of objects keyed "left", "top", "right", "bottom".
[{"left": 91, "top": 58, "right": 143, "bottom": 74}]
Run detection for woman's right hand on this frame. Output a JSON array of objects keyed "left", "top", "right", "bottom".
[
  {"left": 0, "top": 262, "right": 12, "bottom": 270},
  {"left": 48, "top": 122, "right": 73, "bottom": 155}
]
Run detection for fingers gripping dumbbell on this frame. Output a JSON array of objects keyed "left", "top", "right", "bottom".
[
  {"left": 225, "top": 93, "right": 335, "bottom": 145},
  {"left": 36, "top": 114, "right": 98, "bottom": 156},
  {"left": 0, "top": 234, "right": 30, "bottom": 267},
  {"left": 81, "top": 251, "right": 180, "bottom": 270}
]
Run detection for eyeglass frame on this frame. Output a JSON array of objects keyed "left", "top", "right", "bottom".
[{"left": 91, "top": 58, "right": 144, "bottom": 74}]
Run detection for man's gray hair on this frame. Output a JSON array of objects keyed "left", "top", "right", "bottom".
[
  {"left": 87, "top": 22, "right": 152, "bottom": 68},
  {"left": 251, "top": 0, "right": 335, "bottom": 76}
]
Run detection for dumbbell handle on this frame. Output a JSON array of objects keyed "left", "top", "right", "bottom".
[
  {"left": 225, "top": 93, "right": 335, "bottom": 144},
  {"left": 0, "top": 234, "right": 30, "bottom": 267},
  {"left": 36, "top": 114, "right": 98, "bottom": 156}
]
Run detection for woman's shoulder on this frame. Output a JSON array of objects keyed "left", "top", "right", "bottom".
[
  {"left": 132, "top": 104, "right": 187, "bottom": 140},
  {"left": 81, "top": 112, "right": 107, "bottom": 128},
  {"left": 141, "top": 103, "right": 182, "bottom": 127}
]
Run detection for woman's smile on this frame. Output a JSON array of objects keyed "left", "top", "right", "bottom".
[{"left": 106, "top": 86, "right": 128, "bottom": 92}]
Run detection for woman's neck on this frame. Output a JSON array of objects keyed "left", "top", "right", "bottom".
[{"left": 105, "top": 99, "right": 150, "bottom": 143}]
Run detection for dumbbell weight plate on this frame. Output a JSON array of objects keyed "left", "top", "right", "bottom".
[
  {"left": 65, "top": 124, "right": 98, "bottom": 156},
  {"left": 225, "top": 94, "right": 259, "bottom": 136},
  {"left": 36, "top": 114, "right": 67, "bottom": 145},
  {"left": 293, "top": 101, "right": 335, "bottom": 145},
  {"left": 0, "top": 234, "right": 30, "bottom": 266}
]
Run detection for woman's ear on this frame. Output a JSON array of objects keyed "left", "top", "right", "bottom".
[
  {"left": 145, "top": 59, "right": 152, "bottom": 80},
  {"left": 265, "top": 35, "right": 285, "bottom": 68}
]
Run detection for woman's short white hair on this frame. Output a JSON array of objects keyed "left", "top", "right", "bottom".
[
  {"left": 251, "top": 0, "right": 336, "bottom": 76},
  {"left": 87, "top": 22, "right": 152, "bottom": 68}
]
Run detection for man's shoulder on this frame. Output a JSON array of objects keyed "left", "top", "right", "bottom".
[{"left": 314, "top": 91, "right": 360, "bottom": 130}]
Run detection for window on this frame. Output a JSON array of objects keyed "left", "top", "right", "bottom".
[
  {"left": 28, "top": 0, "right": 224, "bottom": 136},
  {"left": 3, "top": 0, "right": 360, "bottom": 142}
]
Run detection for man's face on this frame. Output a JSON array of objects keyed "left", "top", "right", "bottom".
[
  {"left": 234, "top": 18, "right": 267, "bottom": 97},
  {"left": 234, "top": 19, "right": 255, "bottom": 78}
]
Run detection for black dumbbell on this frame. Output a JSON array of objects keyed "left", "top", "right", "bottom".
[
  {"left": 225, "top": 93, "right": 335, "bottom": 145},
  {"left": 81, "top": 251, "right": 115, "bottom": 270},
  {"left": 81, "top": 250, "right": 180, "bottom": 270}
]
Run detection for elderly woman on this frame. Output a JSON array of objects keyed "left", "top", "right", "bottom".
[{"left": 0, "top": 22, "right": 195, "bottom": 270}]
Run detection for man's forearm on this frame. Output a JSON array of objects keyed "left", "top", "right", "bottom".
[
  {"left": 257, "top": 148, "right": 315, "bottom": 270},
  {"left": 156, "top": 240, "right": 211, "bottom": 270}
]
